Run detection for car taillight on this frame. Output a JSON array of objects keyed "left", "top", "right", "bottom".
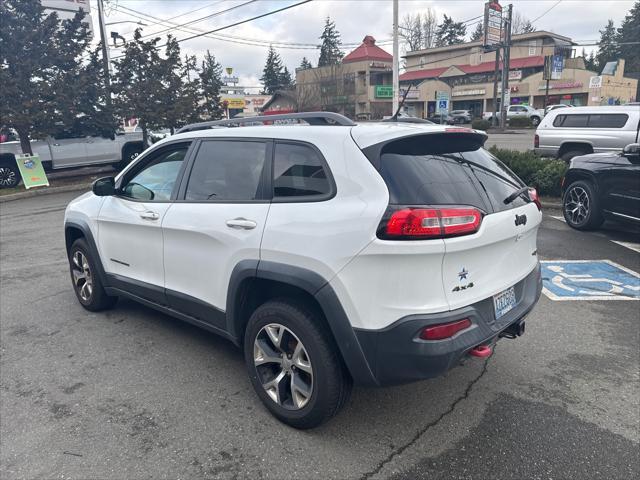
[
  {"left": 534, "top": 134, "right": 539, "bottom": 148},
  {"left": 420, "top": 318, "right": 472, "bottom": 340},
  {"left": 379, "top": 207, "right": 483, "bottom": 240},
  {"left": 528, "top": 188, "right": 542, "bottom": 211}
]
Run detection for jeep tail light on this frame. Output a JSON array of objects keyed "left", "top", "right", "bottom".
[
  {"left": 379, "top": 207, "right": 483, "bottom": 239},
  {"left": 534, "top": 134, "right": 539, "bottom": 148},
  {"left": 528, "top": 188, "right": 542, "bottom": 211},
  {"left": 420, "top": 318, "right": 472, "bottom": 340}
]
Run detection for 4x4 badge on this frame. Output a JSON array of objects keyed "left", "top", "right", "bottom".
[{"left": 515, "top": 214, "right": 527, "bottom": 226}]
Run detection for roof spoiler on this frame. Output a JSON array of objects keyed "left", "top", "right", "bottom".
[{"left": 177, "top": 112, "right": 356, "bottom": 133}]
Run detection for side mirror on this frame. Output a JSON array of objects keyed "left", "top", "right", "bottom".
[
  {"left": 92, "top": 176, "right": 116, "bottom": 196},
  {"left": 622, "top": 143, "right": 639, "bottom": 157}
]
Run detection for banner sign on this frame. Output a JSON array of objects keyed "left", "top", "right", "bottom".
[
  {"left": 375, "top": 85, "right": 394, "bottom": 98},
  {"left": 551, "top": 54, "right": 564, "bottom": 80},
  {"left": 15, "top": 154, "right": 49, "bottom": 189},
  {"left": 483, "top": 1, "right": 503, "bottom": 48}
]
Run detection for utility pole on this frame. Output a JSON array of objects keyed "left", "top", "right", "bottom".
[
  {"left": 392, "top": 0, "right": 399, "bottom": 115},
  {"left": 499, "top": 4, "right": 512, "bottom": 129},
  {"left": 97, "top": 0, "right": 111, "bottom": 98},
  {"left": 492, "top": 49, "right": 500, "bottom": 127}
]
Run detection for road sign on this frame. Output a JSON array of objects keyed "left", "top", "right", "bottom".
[
  {"left": 14, "top": 154, "right": 49, "bottom": 189},
  {"left": 437, "top": 99, "right": 449, "bottom": 112},
  {"left": 541, "top": 260, "right": 640, "bottom": 301}
]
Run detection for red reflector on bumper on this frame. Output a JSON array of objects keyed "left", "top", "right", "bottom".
[{"left": 420, "top": 318, "right": 472, "bottom": 340}]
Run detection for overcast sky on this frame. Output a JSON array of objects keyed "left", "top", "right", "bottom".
[{"left": 93, "top": 0, "right": 635, "bottom": 91}]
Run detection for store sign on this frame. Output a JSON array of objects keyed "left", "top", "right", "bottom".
[
  {"left": 375, "top": 85, "right": 393, "bottom": 98},
  {"left": 400, "top": 88, "right": 420, "bottom": 100},
  {"left": 370, "top": 62, "right": 391, "bottom": 69},
  {"left": 483, "top": 1, "right": 503, "bottom": 47},
  {"left": 452, "top": 89, "right": 486, "bottom": 97},
  {"left": 589, "top": 76, "right": 603, "bottom": 89},
  {"left": 509, "top": 70, "right": 522, "bottom": 81},
  {"left": 222, "top": 96, "right": 245, "bottom": 109},
  {"left": 14, "top": 154, "right": 49, "bottom": 189},
  {"left": 223, "top": 76, "right": 239, "bottom": 84},
  {"left": 538, "top": 82, "right": 583, "bottom": 91}
]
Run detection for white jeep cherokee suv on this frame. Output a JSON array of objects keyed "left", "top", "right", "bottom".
[{"left": 64, "top": 113, "right": 542, "bottom": 429}]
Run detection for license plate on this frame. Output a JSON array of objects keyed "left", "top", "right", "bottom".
[{"left": 494, "top": 286, "right": 517, "bottom": 320}]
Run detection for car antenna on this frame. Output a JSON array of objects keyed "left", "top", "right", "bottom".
[{"left": 390, "top": 83, "right": 413, "bottom": 121}]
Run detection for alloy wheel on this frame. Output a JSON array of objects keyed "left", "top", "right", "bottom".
[
  {"left": 565, "top": 186, "right": 590, "bottom": 225},
  {"left": 253, "top": 323, "right": 313, "bottom": 410},
  {"left": 71, "top": 250, "right": 93, "bottom": 301},
  {"left": 0, "top": 167, "right": 17, "bottom": 187}
]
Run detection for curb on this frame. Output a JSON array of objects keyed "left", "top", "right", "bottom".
[
  {"left": 541, "top": 200, "right": 562, "bottom": 209},
  {"left": 0, "top": 182, "right": 91, "bottom": 203}
]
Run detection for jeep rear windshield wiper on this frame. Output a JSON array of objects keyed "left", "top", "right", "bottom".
[{"left": 503, "top": 186, "right": 530, "bottom": 205}]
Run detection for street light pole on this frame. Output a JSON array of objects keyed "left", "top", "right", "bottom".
[
  {"left": 392, "top": 0, "right": 399, "bottom": 115},
  {"left": 97, "top": 0, "right": 111, "bottom": 93},
  {"left": 499, "top": 4, "right": 513, "bottom": 129}
]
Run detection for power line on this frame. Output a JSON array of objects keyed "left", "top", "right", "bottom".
[
  {"left": 531, "top": 0, "right": 562, "bottom": 25},
  {"left": 111, "top": 0, "right": 314, "bottom": 60},
  {"left": 111, "top": 3, "right": 385, "bottom": 50}
]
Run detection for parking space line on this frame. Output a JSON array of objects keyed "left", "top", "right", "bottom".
[{"left": 611, "top": 240, "right": 640, "bottom": 254}]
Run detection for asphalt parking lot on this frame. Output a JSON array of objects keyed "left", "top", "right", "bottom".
[{"left": 1, "top": 191, "right": 638, "bottom": 480}]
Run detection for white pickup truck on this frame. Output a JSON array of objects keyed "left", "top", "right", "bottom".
[
  {"left": 0, "top": 131, "right": 144, "bottom": 188},
  {"left": 482, "top": 105, "right": 545, "bottom": 126}
]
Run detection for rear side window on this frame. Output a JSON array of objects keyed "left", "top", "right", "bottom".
[
  {"left": 185, "top": 140, "right": 267, "bottom": 201},
  {"left": 553, "top": 113, "right": 628, "bottom": 128},
  {"left": 273, "top": 142, "right": 331, "bottom": 199},
  {"left": 376, "top": 135, "right": 527, "bottom": 213}
]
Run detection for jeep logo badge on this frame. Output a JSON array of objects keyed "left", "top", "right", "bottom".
[{"left": 515, "top": 214, "right": 527, "bottom": 226}]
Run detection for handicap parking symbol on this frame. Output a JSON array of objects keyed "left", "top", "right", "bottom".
[{"left": 541, "top": 260, "right": 640, "bottom": 301}]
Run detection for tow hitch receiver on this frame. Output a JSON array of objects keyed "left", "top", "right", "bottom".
[{"left": 469, "top": 344, "right": 492, "bottom": 358}]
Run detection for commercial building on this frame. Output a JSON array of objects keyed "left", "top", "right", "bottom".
[
  {"left": 296, "top": 36, "right": 394, "bottom": 119},
  {"left": 400, "top": 31, "right": 638, "bottom": 119}
]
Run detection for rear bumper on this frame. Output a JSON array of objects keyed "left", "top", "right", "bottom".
[
  {"left": 534, "top": 147, "right": 558, "bottom": 157},
  {"left": 354, "top": 263, "right": 542, "bottom": 386}
]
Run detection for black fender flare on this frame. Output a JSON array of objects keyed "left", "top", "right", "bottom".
[
  {"left": 226, "top": 260, "right": 379, "bottom": 386},
  {"left": 64, "top": 220, "right": 108, "bottom": 287}
]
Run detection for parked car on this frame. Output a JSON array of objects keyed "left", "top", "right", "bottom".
[
  {"left": 534, "top": 105, "right": 640, "bottom": 162},
  {"left": 561, "top": 143, "right": 640, "bottom": 230},
  {"left": 64, "top": 112, "right": 543, "bottom": 429},
  {"left": 482, "top": 105, "right": 544, "bottom": 126},
  {"left": 451, "top": 109, "right": 473, "bottom": 124},
  {"left": 426, "top": 113, "right": 456, "bottom": 124},
  {"left": 0, "top": 130, "right": 143, "bottom": 188},
  {"left": 544, "top": 103, "right": 573, "bottom": 116}
]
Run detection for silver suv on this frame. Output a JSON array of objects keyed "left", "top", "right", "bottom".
[{"left": 535, "top": 105, "right": 640, "bottom": 162}]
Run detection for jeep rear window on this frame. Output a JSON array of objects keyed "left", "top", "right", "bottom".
[{"left": 374, "top": 135, "right": 528, "bottom": 213}]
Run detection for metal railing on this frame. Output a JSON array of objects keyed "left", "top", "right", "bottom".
[{"left": 177, "top": 112, "right": 356, "bottom": 133}]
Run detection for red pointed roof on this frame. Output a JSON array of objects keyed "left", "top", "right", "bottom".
[{"left": 342, "top": 36, "right": 392, "bottom": 64}]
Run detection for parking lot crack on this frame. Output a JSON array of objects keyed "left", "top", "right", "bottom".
[{"left": 359, "top": 354, "right": 493, "bottom": 480}]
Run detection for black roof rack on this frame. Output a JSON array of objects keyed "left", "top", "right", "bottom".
[{"left": 176, "top": 111, "right": 356, "bottom": 134}]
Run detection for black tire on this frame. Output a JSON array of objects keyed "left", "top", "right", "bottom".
[
  {"left": 118, "top": 144, "right": 143, "bottom": 170},
  {"left": 69, "top": 238, "right": 117, "bottom": 311},
  {"left": 244, "top": 299, "right": 352, "bottom": 429},
  {"left": 562, "top": 180, "right": 604, "bottom": 230},
  {"left": 530, "top": 116, "right": 541, "bottom": 126},
  {"left": 561, "top": 150, "right": 588, "bottom": 163},
  {"left": 0, "top": 162, "right": 20, "bottom": 188}
]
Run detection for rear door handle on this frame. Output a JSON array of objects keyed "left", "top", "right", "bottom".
[
  {"left": 226, "top": 218, "right": 257, "bottom": 230},
  {"left": 140, "top": 210, "right": 159, "bottom": 221}
]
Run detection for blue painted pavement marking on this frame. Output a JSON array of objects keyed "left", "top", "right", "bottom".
[{"left": 540, "top": 260, "right": 640, "bottom": 301}]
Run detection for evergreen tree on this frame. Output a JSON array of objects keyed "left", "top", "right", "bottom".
[
  {"left": 181, "top": 54, "right": 203, "bottom": 125},
  {"left": 299, "top": 57, "right": 313, "bottom": 70},
  {"left": 200, "top": 50, "right": 224, "bottom": 120},
  {"left": 0, "top": 0, "right": 92, "bottom": 154},
  {"left": 470, "top": 23, "right": 484, "bottom": 42},
  {"left": 595, "top": 20, "right": 619, "bottom": 72},
  {"left": 617, "top": 1, "right": 640, "bottom": 72},
  {"left": 261, "top": 46, "right": 285, "bottom": 94},
  {"left": 161, "top": 35, "right": 186, "bottom": 134},
  {"left": 111, "top": 29, "right": 166, "bottom": 147},
  {"left": 279, "top": 66, "right": 294, "bottom": 90},
  {"left": 318, "top": 17, "right": 343, "bottom": 66},
  {"left": 583, "top": 48, "right": 598, "bottom": 71},
  {"left": 435, "top": 15, "right": 467, "bottom": 47}
]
